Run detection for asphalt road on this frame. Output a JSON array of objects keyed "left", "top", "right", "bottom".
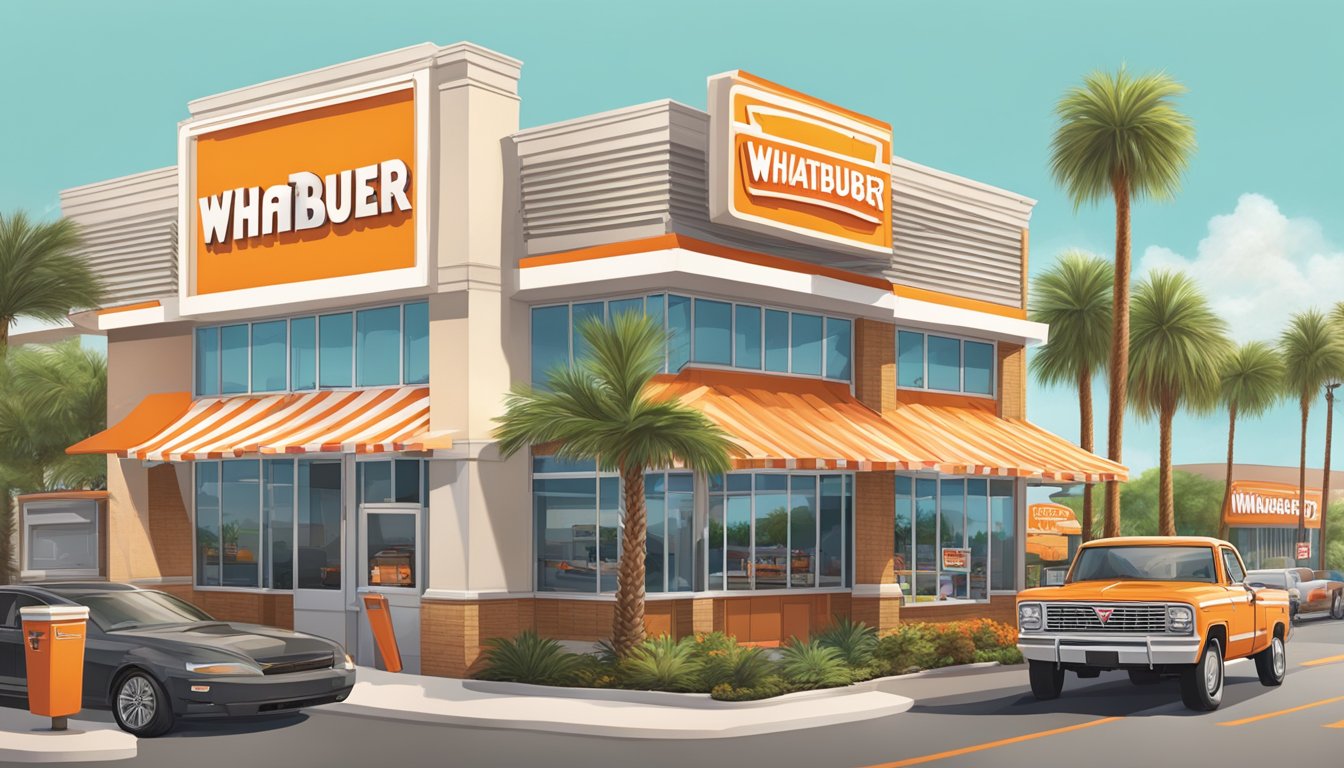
[{"left": 28, "top": 616, "right": 1344, "bottom": 768}]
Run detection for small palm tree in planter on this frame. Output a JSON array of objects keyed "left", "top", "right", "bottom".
[{"left": 496, "top": 311, "right": 735, "bottom": 657}]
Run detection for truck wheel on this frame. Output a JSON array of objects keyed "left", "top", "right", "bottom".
[
  {"left": 1180, "top": 638, "right": 1224, "bottom": 711},
  {"left": 1331, "top": 592, "right": 1343, "bottom": 620},
  {"left": 1253, "top": 632, "right": 1286, "bottom": 686},
  {"left": 1028, "top": 660, "right": 1064, "bottom": 700},
  {"left": 1128, "top": 669, "right": 1161, "bottom": 686}
]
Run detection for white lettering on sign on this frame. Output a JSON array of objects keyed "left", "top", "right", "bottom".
[
  {"left": 1229, "top": 492, "right": 1319, "bottom": 520},
  {"left": 198, "top": 158, "right": 411, "bottom": 246},
  {"left": 742, "top": 140, "right": 886, "bottom": 222}
]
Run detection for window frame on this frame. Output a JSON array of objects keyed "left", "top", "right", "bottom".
[
  {"left": 21, "top": 499, "right": 101, "bottom": 580},
  {"left": 894, "top": 472, "right": 1017, "bottom": 606},
  {"left": 895, "top": 329, "right": 998, "bottom": 399},
  {"left": 530, "top": 292, "right": 856, "bottom": 385}
]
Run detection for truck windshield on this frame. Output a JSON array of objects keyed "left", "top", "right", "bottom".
[{"left": 1070, "top": 546, "right": 1217, "bottom": 583}]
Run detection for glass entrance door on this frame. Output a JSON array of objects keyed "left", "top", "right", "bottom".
[{"left": 292, "top": 459, "right": 346, "bottom": 646}]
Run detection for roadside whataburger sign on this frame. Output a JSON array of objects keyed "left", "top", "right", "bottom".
[
  {"left": 1221, "top": 480, "right": 1322, "bottom": 529},
  {"left": 707, "top": 71, "right": 894, "bottom": 256},
  {"left": 178, "top": 79, "right": 428, "bottom": 314}
]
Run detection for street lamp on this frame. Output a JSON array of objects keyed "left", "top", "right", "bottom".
[{"left": 1322, "top": 381, "right": 1340, "bottom": 571}]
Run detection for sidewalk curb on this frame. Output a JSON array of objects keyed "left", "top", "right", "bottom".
[
  {"left": 322, "top": 691, "right": 915, "bottom": 740},
  {"left": 0, "top": 724, "right": 137, "bottom": 764}
]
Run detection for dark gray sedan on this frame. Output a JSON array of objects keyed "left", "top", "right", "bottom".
[{"left": 0, "top": 583, "right": 355, "bottom": 737}]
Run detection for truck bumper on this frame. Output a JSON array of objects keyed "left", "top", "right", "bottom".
[{"left": 1017, "top": 634, "right": 1202, "bottom": 667}]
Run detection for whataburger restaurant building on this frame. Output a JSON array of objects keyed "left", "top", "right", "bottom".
[{"left": 24, "top": 42, "right": 1127, "bottom": 677}]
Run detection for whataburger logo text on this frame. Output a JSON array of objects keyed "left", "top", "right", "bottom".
[
  {"left": 739, "top": 136, "right": 886, "bottom": 224},
  {"left": 198, "top": 159, "right": 411, "bottom": 246},
  {"left": 1228, "top": 490, "right": 1319, "bottom": 521}
]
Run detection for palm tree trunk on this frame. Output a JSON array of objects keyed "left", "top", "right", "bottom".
[
  {"left": 1105, "top": 173, "right": 1132, "bottom": 539},
  {"left": 1298, "top": 398, "right": 1310, "bottom": 563},
  {"left": 1078, "top": 368, "right": 1094, "bottom": 542},
  {"left": 1218, "top": 403, "right": 1238, "bottom": 541},
  {"left": 613, "top": 465, "right": 648, "bottom": 656},
  {"left": 1321, "top": 387, "right": 1336, "bottom": 570},
  {"left": 1159, "top": 396, "right": 1175, "bottom": 536}
]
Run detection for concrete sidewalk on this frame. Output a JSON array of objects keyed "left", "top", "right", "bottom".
[
  {"left": 0, "top": 703, "right": 137, "bottom": 763},
  {"left": 326, "top": 667, "right": 915, "bottom": 739}
]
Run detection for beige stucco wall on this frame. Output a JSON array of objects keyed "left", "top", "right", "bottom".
[{"left": 104, "top": 324, "right": 193, "bottom": 582}]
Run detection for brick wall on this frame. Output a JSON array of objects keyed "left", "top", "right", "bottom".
[
  {"left": 156, "top": 583, "right": 294, "bottom": 630},
  {"left": 854, "top": 472, "right": 895, "bottom": 586},
  {"left": 900, "top": 594, "right": 1017, "bottom": 626},
  {"left": 850, "top": 596, "right": 900, "bottom": 632},
  {"left": 854, "top": 319, "right": 896, "bottom": 414},
  {"left": 147, "top": 464, "right": 192, "bottom": 578},
  {"left": 998, "top": 343, "right": 1026, "bottom": 419}
]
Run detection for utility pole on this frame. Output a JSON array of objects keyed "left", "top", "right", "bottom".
[{"left": 1322, "top": 382, "right": 1339, "bottom": 572}]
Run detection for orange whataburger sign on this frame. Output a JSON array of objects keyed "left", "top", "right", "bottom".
[
  {"left": 1222, "top": 481, "right": 1321, "bottom": 529},
  {"left": 183, "top": 85, "right": 420, "bottom": 300},
  {"left": 1027, "top": 503, "right": 1083, "bottom": 535},
  {"left": 708, "top": 71, "right": 893, "bottom": 256}
]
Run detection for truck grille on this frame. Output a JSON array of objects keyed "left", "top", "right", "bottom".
[{"left": 1044, "top": 603, "right": 1167, "bottom": 633}]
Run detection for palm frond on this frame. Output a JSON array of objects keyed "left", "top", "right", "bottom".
[
  {"left": 1280, "top": 309, "right": 1344, "bottom": 405},
  {"left": 0, "top": 212, "right": 103, "bottom": 326},
  {"left": 1220, "top": 341, "right": 1285, "bottom": 417},
  {"left": 1128, "top": 270, "right": 1232, "bottom": 419},
  {"left": 1029, "top": 250, "right": 1113, "bottom": 387},
  {"left": 1050, "top": 67, "right": 1197, "bottom": 209}
]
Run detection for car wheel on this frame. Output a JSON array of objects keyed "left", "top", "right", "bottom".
[
  {"left": 1128, "top": 669, "right": 1162, "bottom": 686},
  {"left": 1253, "top": 631, "right": 1286, "bottom": 687},
  {"left": 1028, "top": 660, "right": 1065, "bottom": 700},
  {"left": 1180, "top": 637, "right": 1224, "bottom": 711},
  {"left": 1331, "top": 592, "right": 1344, "bottom": 620},
  {"left": 112, "top": 670, "right": 174, "bottom": 737}
]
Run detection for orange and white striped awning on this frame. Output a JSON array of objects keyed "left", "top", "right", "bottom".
[
  {"left": 646, "top": 369, "right": 1126, "bottom": 483},
  {"left": 69, "top": 387, "right": 452, "bottom": 461}
]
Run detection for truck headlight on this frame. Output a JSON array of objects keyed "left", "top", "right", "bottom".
[
  {"left": 1166, "top": 605, "right": 1194, "bottom": 635},
  {"left": 1019, "top": 603, "right": 1043, "bottom": 632}
]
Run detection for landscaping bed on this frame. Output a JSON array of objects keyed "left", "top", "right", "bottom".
[{"left": 474, "top": 617, "right": 1023, "bottom": 701}]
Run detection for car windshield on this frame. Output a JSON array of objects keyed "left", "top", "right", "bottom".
[
  {"left": 1248, "top": 572, "right": 1287, "bottom": 588},
  {"left": 73, "top": 591, "right": 216, "bottom": 631},
  {"left": 1069, "top": 545, "right": 1217, "bottom": 583}
]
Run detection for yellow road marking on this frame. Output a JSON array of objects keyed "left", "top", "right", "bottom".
[
  {"left": 1218, "top": 695, "right": 1344, "bottom": 726},
  {"left": 1325, "top": 719, "right": 1344, "bottom": 729},
  {"left": 861, "top": 717, "right": 1122, "bottom": 768},
  {"left": 1301, "top": 653, "right": 1344, "bottom": 667}
]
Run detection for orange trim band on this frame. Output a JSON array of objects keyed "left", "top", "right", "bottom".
[
  {"left": 521, "top": 233, "right": 893, "bottom": 291},
  {"left": 97, "top": 300, "right": 161, "bottom": 316},
  {"left": 734, "top": 71, "right": 892, "bottom": 132},
  {"left": 15, "top": 490, "right": 109, "bottom": 504},
  {"left": 893, "top": 283, "right": 1027, "bottom": 320}
]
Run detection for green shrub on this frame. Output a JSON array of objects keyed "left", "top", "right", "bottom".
[
  {"left": 709, "top": 676, "right": 794, "bottom": 701},
  {"left": 593, "top": 639, "right": 620, "bottom": 665},
  {"left": 476, "top": 630, "right": 584, "bottom": 685},
  {"left": 777, "top": 639, "right": 853, "bottom": 689},
  {"left": 875, "top": 624, "right": 937, "bottom": 671},
  {"left": 814, "top": 616, "right": 878, "bottom": 668},
  {"left": 688, "top": 631, "right": 738, "bottom": 658},
  {"left": 930, "top": 625, "right": 977, "bottom": 667},
  {"left": 618, "top": 635, "right": 705, "bottom": 692},
  {"left": 974, "top": 647, "right": 1024, "bottom": 665},
  {"left": 701, "top": 645, "right": 774, "bottom": 690}
]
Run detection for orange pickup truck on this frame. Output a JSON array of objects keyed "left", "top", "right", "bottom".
[{"left": 1017, "top": 536, "right": 1291, "bottom": 711}]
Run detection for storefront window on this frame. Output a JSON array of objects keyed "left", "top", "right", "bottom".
[
  {"left": 572, "top": 301, "right": 604, "bottom": 363},
  {"left": 706, "top": 473, "right": 852, "bottom": 592},
  {"left": 220, "top": 324, "right": 249, "bottom": 395},
  {"left": 529, "top": 294, "right": 854, "bottom": 383},
  {"left": 897, "top": 330, "right": 997, "bottom": 397},
  {"left": 297, "top": 460, "right": 342, "bottom": 590},
  {"left": 734, "top": 305, "right": 762, "bottom": 369},
  {"left": 693, "top": 299, "right": 732, "bottom": 366},
  {"left": 220, "top": 461, "right": 261, "bottom": 588},
  {"left": 196, "top": 462, "right": 221, "bottom": 586},
  {"left": 531, "top": 304, "right": 570, "bottom": 386},
  {"left": 365, "top": 511, "right": 417, "bottom": 589},
  {"left": 290, "top": 317, "right": 316, "bottom": 391},
  {"left": 897, "top": 475, "right": 1013, "bottom": 604},
  {"left": 195, "top": 302, "right": 425, "bottom": 396},
  {"left": 403, "top": 301, "right": 429, "bottom": 385},
  {"left": 356, "top": 306, "right": 401, "bottom": 387},
  {"left": 251, "top": 320, "right": 287, "bottom": 392},
  {"left": 196, "top": 327, "right": 220, "bottom": 396},
  {"left": 263, "top": 459, "right": 294, "bottom": 590},
  {"left": 535, "top": 475, "right": 600, "bottom": 593}
]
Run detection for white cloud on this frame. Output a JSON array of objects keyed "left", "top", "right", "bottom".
[{"left": 1137, "top": 193, "right": 1344, "bottom": 343}]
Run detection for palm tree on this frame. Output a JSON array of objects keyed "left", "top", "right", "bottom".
[
  {"left": 495, "top": 311, "right": 734, "bottom": 656},
  {"left": 1215, "top": 342, "right": 1284, "bottom": 540},
  {"left": 0, "top": 340, "right": 108, "bottom": 581},
  {"left": 0, "top": 212, "right": 102, "bottom": 350},
  {"left": 1280, "top": 309, "right": 1344, "bottom": 562},
  {"left": 1128, "top": 271, "right": 1230, "bottom": 536},
  {"left": 1320, "top": 301, "right": 1344, "bottom": 567},
  {"left": 1050, "top": 68, "right": 1197, "bottom": 538},
  {"left": 1029, "top": 251, "right": 1112, "bottom": 541}
]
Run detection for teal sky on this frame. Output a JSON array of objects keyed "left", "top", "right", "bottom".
[{"left": 3, "top": 0, "right": 1342, "bottom": 477}]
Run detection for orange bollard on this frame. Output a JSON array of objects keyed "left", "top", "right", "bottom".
[
  {"left": 20, "top": 605, "right": 90, "bottom": 731},
  {"left": 361, "top": 593, "right": 402, "bottom": 673}
]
